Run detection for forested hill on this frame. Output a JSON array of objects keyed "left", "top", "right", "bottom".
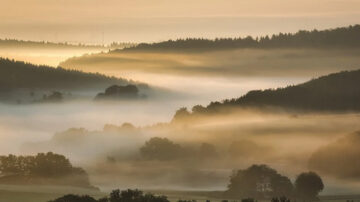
[
  {"left": 0, "top": 39, "right": 135, "bottom": 50},
  {"left": 178, "top": 69, "right": 360, "bottom": 117},
  {"left": 0, "top": 39, "right": 102, "bottom": 49},
  {"left": 0, "top": 58, "right": 134, "bottom": 91},
  {"left": 120, "top": 25, "right": 360, "bottom": 52}
]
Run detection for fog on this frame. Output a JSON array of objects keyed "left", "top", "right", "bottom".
[
  {"left": 60, "top": 48, "right": 360, "bottom": 80},
  {"left": 2, "top": 42, "right": 360, "bottom": 199},
  {"left": 0, "top": 74, "right": 303, "bottom": 152},
  {"left": 0, "top": 47, "right": 107, "bottom": 66},
  {"left": 8, "top": 108, "right": 360, "bottom": 194}
]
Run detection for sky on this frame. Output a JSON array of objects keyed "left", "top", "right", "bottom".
[{"left": 0, "top": 0, "right": 360, "bottom": 43}]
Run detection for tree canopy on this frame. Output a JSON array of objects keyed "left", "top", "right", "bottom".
[
  {"left": 295, "top": 172, "right": 324, "bottom": 200},
  {"left": 0, "top": 152, "right": 92, "bottom": 188},
  {"left": 95, "top": 85, "right": 140, "bottom": 100},
  {"left": 226, "top": 165, "right": 293, "bottom": 198},
  {"left": 140, "top": 137, "right": 185, "bottom": 161}
]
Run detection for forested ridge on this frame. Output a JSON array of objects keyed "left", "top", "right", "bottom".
[
  {"left": 120, "top": 25, "right": 360, "bottom": 52},
  {"left": 0, "top": 58, "right": 131, "bottom": 91},
  {"left": 0, "top": 39, "right": 134, "bottom": 49},
  {"left": 175, "top": 69, "right": 360, "bottom": 118}
]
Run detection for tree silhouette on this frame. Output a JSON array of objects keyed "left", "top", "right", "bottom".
[
  {"left": 226, "top": 165, "right": 293, "bottom": 198},
  {"left": 95, "top": 85, "right": 139, "bottom": 100},
  {"left": 0, "top": 152, "right": 92, "bottom": 187},
  {"left": 295, "top": 172, "right": 324, "bottom": 201},
  {"left": 172, "top": 107, "right": 191, "bottom": 122},
  {"left": 140, "top": 137, "right": 184, "bottom": 161},
  {"left": 48, "top": 194, "right": 97, "bottom": 202}
]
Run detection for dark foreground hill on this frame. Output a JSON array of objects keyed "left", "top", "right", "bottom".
[
  {"left": 176, "top": 69, "right": 360, "bottom": 118},
  {"left": 120, "top": 25, "right": 360, "bottom": 52}
]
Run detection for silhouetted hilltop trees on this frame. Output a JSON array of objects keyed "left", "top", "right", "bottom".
[
  {"left": 0, "top": 39, "right": 135, "bottom": 49},
  {"left": 173, "top": 69, "right": 360, "bottom": 119},
  {"left": 95, "top": 85, "right": 140, "bottom": 100},
  {"left": 119, "top": 25, "right": 360, "bottom": 52},
  {"left": 0, "top": 152, "right": 94, "bottom": 188},
  {"left": 49, "top": 189, "right": 169, "bottom": 202},
  {"left": 0, "top": 58, "right": 132, "bottom": 91}
]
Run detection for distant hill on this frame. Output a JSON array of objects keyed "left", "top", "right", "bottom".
[
  {"left": 0, "top": 58, "right": 137, "bottom": 92},
  {"left": 178, "top": 69, "right": 360, "bottom": 117},
  {"left": 119, "top": 25, "right": 360, "bottom": 52},
  {"left": 0, "top": 39, "right": 135, "bottom": 50}
]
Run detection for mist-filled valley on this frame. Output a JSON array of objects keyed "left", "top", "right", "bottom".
[
  {"left": 0, "top": 39, "right": 134, "bottom": 66},
  {"left": 2, "top": 21, "right": 360, "bottom": 202}
]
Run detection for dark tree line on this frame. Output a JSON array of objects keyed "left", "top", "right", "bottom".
[
  {"left": 0, "top": 152, "right": 93, "bottom": 188},
  {"left": 172, "top": 69, "right": 360, "bottom": 120},
  {"left": 226, "top": 165, "right": 324, "bottom": 200},
  {"left": 0, "top": 58, "right": 130, "bottom": 91},
  {"left": 139, "top": 137, "right": 217, "bottom": 161},
  {"left": 120, "top": 25, "right": 360, "bottom": 52},
  {"left": 49, "top": 189, "right": 169, "bottom": 202},
  {"left": 95, "top": 85, "right": 140, "bottom": 100},
  {"left": 0, "top": 39, "right": 134, "bottom": 49},
  {"left": 0, "top": 39, "right": 104, "bottom": 49},
  {"left": 49, "top": 169, "right": 323, "bottom": 202}
]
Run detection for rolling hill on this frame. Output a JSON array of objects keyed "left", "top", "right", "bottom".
[
  {"left": 0, "top": 58, "right": 150, "bottom": 103},
  {"left": 119, "top": 25, "right": 360, "bottom": 52},
  {"left": 179, "top": 69, "right": 360, "bottom": 117},
  {"left": 60, "top": 25, "right": 360, "bottom": 78},
  {"left": 0, "top": 58, "right": 136, "bottom": 91}
]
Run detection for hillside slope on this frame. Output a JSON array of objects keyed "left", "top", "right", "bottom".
[
  {"left": 120, "top": 25, "right": 360, "bottom": 52},
  {"left": 0, "top": 58, "right": 134, "bottom": 91},
  {"left": 183, "top": 69, "right": 360, "bottom": 116}
]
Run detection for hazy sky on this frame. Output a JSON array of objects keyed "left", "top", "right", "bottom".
[{"left": 1, "top": 0, "right": 360, "bottom": 43}]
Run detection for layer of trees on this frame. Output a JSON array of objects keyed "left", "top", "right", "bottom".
[
  {"left": 95, "top": 85, "right": 140, "bottom": 100},
  {"left": 226, "top": 165, "right": 324, "bottom": 200},
  {"left": 49, "top": 189, "right": 169, "bottom": 202},
  {"left": 48, "top": 167, "right": 324, "bottom": 202},
  {"left": 0, "top": 39, "right": 104, "bottom": 49},
  {"left": 0, "top": 58, "right": 130, "bottom": 91},
  {"left": 139, "top": 137, "right": 218, "bottom": 161},
  {"left": 120, "top": 25, "right": 360, "bottom": 52},
  {"left": 0, "top": 152, "right": 93, "bottom": 188},
  {"left": 173, "top": 69, "right": 360, "bottom": 120},
  {"left": 0, "top": 39, "right": 134, "bottom": 49}
]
